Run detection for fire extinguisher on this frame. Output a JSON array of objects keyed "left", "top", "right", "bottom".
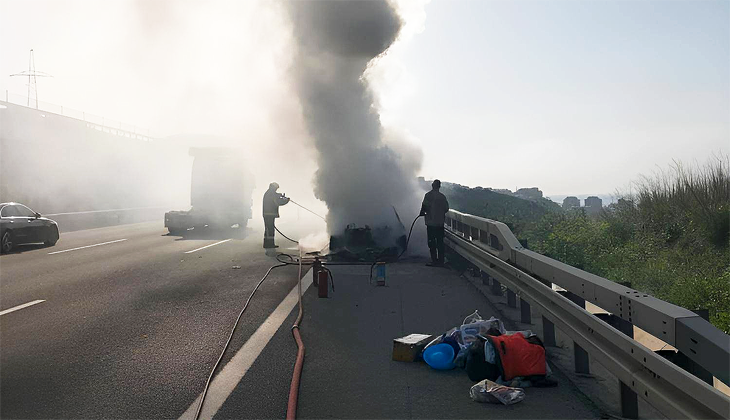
[
  {"left": 318, "top": 267, "right": 334, "bottom": 298},
  {"left": 312, "top": 257, "right": 321, "bottom": 286},
  {"left": 318, "top": 269, "right": 329, "bottom": 298}
]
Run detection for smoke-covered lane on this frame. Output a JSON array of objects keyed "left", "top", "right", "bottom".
[{"left": 0, "top": 222, "right": 301, "bottom": 419}]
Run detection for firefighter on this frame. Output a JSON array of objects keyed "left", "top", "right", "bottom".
[
  {"left": 420, "top": 179, "right": 449, "bottom": 266},
  {"left": 263, "top": 182, "right": 290, "bottom": 248}
]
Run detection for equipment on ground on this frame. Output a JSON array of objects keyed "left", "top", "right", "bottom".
[{"left": 165, "top": 148, "right": 253, "bottom": 235}]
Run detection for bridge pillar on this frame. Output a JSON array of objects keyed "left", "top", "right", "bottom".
[
  {"left": 542, "top": 316, "right": 556, "bottom": 347},
  {"left": 520, "top": 298, "right": 531, "bottom": 324},
  {"left": 507, "top": 289, "right": 517, "bottom": 308}
]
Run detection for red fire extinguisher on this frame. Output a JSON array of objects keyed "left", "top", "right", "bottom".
[{"left": 318, "top": 269, "right": 329, "bottom": 298}]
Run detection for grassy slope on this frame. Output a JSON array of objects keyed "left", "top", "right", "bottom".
[{"left": 439, "top": 182, "right": 562, "bottom": 237}]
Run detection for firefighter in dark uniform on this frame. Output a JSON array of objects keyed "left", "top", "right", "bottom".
[
  {"left": 420, "top": 179, "right": 449, "bottom": 266},
  {"left": 263, "top": 182, "right": 290, "bottom": 248}
]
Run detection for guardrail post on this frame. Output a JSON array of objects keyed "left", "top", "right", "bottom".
[
  {"left": 595, "top": 313, "right": 638, "bottom": 419},
  {"left": 520, "top": 298, "right": 531, "bottom": 324},
  {"left": 655, "top": 309, "right": 714, "bottom": 386},
  {"left": 542, "top": 317, "right": 556, "bottom": 346},
  {"left": 491, "top": 278, "right": 503, "bottom": 296},
  {"left": 480, "top": 271, "right": 490, "bottom": 286},
  {"left": 507, "top": 289, "right": 517, "bottom": 308},
  {"left": 619, "top": 381, "right": 639, "bottom": 419},
  {"left": 557, "top": 291, "right": 591, "bottom": 374},
  {"left": 574, "top": 343, "right": 590, "bottom": 374}
]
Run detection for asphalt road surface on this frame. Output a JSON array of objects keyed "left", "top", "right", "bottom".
[{"left": 0, "top": 221, "right": 302, "bottom": 419}]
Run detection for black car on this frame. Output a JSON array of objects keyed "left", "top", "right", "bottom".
[{"left": 0, "top": 202, "right": 59, "bottom": 253}]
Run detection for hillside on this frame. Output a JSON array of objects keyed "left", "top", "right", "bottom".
[{"left": 425, "top": 180, "right": 563, "bottom": 237}]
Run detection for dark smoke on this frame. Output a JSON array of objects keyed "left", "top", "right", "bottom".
[{"left": 286, "top": 0, "right": 422, "bottom": 234}]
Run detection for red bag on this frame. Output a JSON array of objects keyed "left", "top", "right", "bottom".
[{"left": 489, "top": 333, "right": 546, "bottom": 380}]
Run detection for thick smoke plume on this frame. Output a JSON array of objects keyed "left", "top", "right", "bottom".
[{"left": 286, "top": 0, "right": 423, "bottom": 234}]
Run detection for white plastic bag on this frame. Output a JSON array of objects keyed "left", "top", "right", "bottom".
[
  {"left": 469, "top": 379, "right": 525, "bottom": 405},
  {"left": 459, "top": 315, "right": 506, "bottom": 348},
  {"left": 462, "top": 310, "right": 484, "bottom": 325}
]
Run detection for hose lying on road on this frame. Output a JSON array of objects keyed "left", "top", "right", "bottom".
[
  {"left": 286, "top": 249, "right": 305, "bottom": 420},
  {"left": 194, "top": 263, "right": 287, "bottom": 420},
  {"left": 280, "top": 216, "right": 422, "bottom": 418}
]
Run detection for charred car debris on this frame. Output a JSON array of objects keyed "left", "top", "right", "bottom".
[{"left": 328, "top": 224, "right": 407, "bottom": 262}]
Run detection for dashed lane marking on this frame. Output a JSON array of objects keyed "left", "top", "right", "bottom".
[
  {"left": 184, "top": 239, "right": 232, "bottom": 254},
  {"left": 48, "top": 239, "right": 128, "bottom": 255},
  {"left": 0, "top": 300, "right": 46, "bottom": 316}
]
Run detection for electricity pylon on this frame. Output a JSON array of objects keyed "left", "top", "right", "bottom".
[{"left": 10, "top": 49, "right": 52, "bottom": 109}]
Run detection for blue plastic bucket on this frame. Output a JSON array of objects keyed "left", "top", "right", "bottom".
[{"left": 423, "top": 343, "right": 456, "bottom": 370}]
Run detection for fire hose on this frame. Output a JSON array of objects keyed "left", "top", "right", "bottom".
[
  {"left": 275, "top": 226, "right": 299, "bottom": 244},
  {"left": 275, "top": 199, "right": 327, "bottom": 245},
  {"left": 369, "top": 214, "right": 423, "bottom": 282},
  {"left": 281, "top": 216, "right": 424, "bottom": 419},
  {"left": 289, "top": 199, "right": 326, "bottom": 221},
  {"left": 194, "top": 263, "right": 287, "bottom": 420},
  {"left": 200, "top": 209, "right": 420, "bottom": 420},
  {"left": 286, "top": 249, "right": 305, "bottom": 420},
  {"left": 197, "top": 203, "right": 426, "bottom": 419}
]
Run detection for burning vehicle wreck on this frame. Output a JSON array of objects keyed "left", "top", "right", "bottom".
[{"left": 329, "top": 224, "right": 407, "bottom": 261}]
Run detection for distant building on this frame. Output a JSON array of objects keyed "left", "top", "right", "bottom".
[
  {"left": 562, "top": 196, "right": 580, "bottom": 210},
  {"left": 515, "top": 187, "right": 543, "bottom": 200},
  {"left": 584, "top": 196, "right": 603, "bottom": 215}
]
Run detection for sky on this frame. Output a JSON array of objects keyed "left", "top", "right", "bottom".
[{"left": 1, "top": 0, "right": 728, "bottom": 199}]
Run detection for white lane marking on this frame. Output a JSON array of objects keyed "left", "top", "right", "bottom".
[
  {"left": 179, "top": 268, "right": 313, "bottom": 420},
  {"left": 48, "top": 238, "right": 128, "bottom": 255},
  {"left": 0, "top": 300, "right": 46, "bottom": 316},
  {"left": 184, "top": 239, "right": 232, "bottom": 254}
]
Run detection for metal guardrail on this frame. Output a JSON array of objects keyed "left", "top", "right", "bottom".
[
  {"left": 444, "top": 209, "right": 730, "bottom": 419},
  {"left": 44, "top": 207, "right": 168, "bottom": 233}
]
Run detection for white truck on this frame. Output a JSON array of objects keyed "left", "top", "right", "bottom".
[{"left": 164, "top": 148, "right": 254, "bottom": 234}]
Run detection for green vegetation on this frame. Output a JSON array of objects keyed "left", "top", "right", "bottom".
[
  {"left": 439, "top": 182, "right": 562, "bottom": 236},
  {"left": 444, "top": 156, "right": 730, "bottom": 332},
  {"left": 522, "top": 156, "right": 730, "bottom": 332}
]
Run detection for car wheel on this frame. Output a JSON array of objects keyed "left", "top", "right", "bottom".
[
  {"left": 168, "top": 227, "right": 184, "bottom": 235},
  {"left": 1, "top": 231, "right": 13, "bottom": 253},
  {"left": 44, "top": 226, "right": 59, "bottom": 246}
]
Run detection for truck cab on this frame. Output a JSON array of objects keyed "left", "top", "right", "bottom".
[{"left": 165, "top": 148, "right": 253, "bottom": 235}]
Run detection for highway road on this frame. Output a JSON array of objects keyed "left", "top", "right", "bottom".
[{"left": 0, "top": 221, "right": 302, "bottom": 419}]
